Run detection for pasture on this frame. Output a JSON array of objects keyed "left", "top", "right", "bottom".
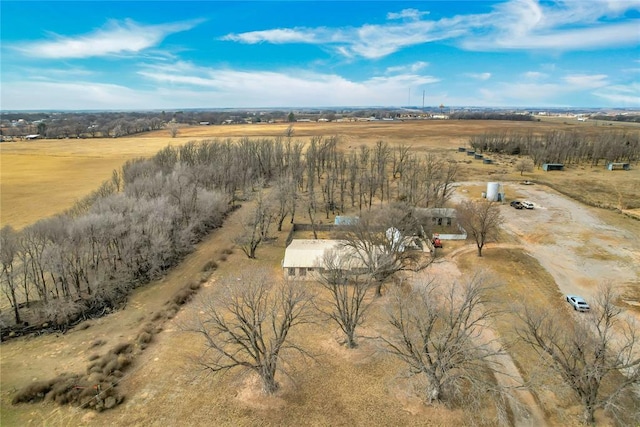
[
  {"left": 1, "top": 119, "right": 639, "bottom": 426},
  {"left": 2, "top": 119, "right": 638, "bottom": 229}
]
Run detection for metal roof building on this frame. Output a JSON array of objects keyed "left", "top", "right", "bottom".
[{"left": 282, "top": 239, "right": 370, "bottom": 280}]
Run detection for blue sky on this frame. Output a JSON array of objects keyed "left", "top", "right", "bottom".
[{"left": 1, "top": 0, "right": 639, "bottom": 110}]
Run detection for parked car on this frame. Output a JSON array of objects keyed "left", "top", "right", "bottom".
[
  {"left": 510, "top": 201, "right": 523, "bottom": 209},
  {"left": 521, "top": 201, "right": 534, "bottom": 209},
  {"left": 566, "top": 295, "right": 590, "bottom": 311}
]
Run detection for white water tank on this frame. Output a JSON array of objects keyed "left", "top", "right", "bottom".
[{"left": 486, "top": 182, "right": 500, "bottom": 201}]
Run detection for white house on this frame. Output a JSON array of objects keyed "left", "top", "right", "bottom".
[{"left": 282, "top": 239, "right": 370, "bottom": 280}]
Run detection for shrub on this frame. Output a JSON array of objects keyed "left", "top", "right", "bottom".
[
  {"left": 111, "top": 342, "right": 133, "bottom": 355},
  {"left": 90, "top": 339, "right": 106, "bottom": 349},
  {"left": 136, "top": 331, "right": 152, "bottom": 346},
  {"left": 202, "top": 260, "right": 218, "bottom": 272},
  {"left": 12, "top": 379, "right": 55, "bottom": 404}
]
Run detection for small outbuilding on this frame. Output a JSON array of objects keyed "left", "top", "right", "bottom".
[
  {"left": 334, "top": 216, "right": 359, "bottom": 226},
  {"left": 414, "top": 207, "right": 457, "bottom": 227},
  {"left": 542, "top": 163, "right": 564, "bottom": 171},
  {"left": 606, "top": 162, "right": 630, "bottom": 171}
]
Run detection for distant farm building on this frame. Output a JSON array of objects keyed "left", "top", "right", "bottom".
[
  {"left": 542, "top": 163, "right": 565, "bottom": 171},
  {"left": 606, "top": 162, "right": 630, "bottom": 171}
]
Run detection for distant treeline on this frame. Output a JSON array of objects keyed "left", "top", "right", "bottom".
[
  {"left": 450, "top": 112, "right": 535, "bottom": 121},
  {"left": 591, "top": 114, "right": 640, "bottom": 123},
  {"left": 468, "top": 129, "right": 639, "bottom": 166}
]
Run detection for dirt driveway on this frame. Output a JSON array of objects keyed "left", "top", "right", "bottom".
[
  {"left": 498, "top": 183, "right": 639, "bottom": 301},
  {"left": 451, "top": 181, "right": 640, "bottom": 313}
]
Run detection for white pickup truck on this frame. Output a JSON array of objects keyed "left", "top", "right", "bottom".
[{"left": 521, "top": 201, "right": 534, "bottom": 209}]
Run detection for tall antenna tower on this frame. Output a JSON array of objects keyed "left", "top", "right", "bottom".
[{"left": 422, "top": 90, "right": 425, "bottom": 109}]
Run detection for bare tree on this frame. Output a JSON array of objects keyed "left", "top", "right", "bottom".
[
  {"left": 233, "top": 188, "right": 274, "bottom": 259},
  {"left": 317, "top": 250, "right": 372, "bottom": 348},
  {"left": 515, "top": 158, "right": 534, "bottom": 176},
  {"left": 342, "top": 204, "right": 429, "bottom": 297},
  {"left": 190, "top": 270, "right": 314, "bottom": 394},
  {"left": 168, "top": 122, "right": 179, "bottom": 138},
  {"left": 382, "top": 274, "right": 504, "bottom": 405},
  {"left": 517, "top": 286, "right": 640, "bottom": 425},
  {"left": 0, "top": 226, "right": 21, "bottom": 324},
  {"left": 456, "top": 199, "right": 503, "bottom": 257}
]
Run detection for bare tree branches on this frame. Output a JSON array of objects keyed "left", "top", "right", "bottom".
[
  {"left": 517, "top": 285, "right": 640, "bottom": 425},
  {"left": 190, "top": 271, "right": 314, "bottom": 394},
  {"left": 341, "top": 204, "right": 429, "bottom": 297},
  {"left": 382, "top": 274, "right": 504, "bottom": 405},
  {"left": 317, "top": 250, "right": 373, "bottom": 348},
  {"left": 515, "top": 158, "right": 534, "bottom": 176},
  {"left": 456, "top": 199, "right": 503, "bottom": 257},
  {"left": 233, "top": 187, "right": 275, "bottom": 259}
]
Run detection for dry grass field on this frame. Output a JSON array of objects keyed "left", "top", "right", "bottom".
[
  {"left": 2, "top": 119, "right": 638, "bottom": 229},
  {"left": 1, "top": 119, "right": 639, "bottom": 426}
]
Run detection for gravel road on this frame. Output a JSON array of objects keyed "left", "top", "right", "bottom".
[{"left": 452, "top": 182, "right": 640, "bottom": 306}]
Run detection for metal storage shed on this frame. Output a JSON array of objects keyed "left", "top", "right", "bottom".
[{"left": 542, "top": 163, "right": 564, "bottom": 171}]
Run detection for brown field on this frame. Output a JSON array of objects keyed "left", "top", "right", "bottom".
[
  {"left": 3, "top": 119, "right": 638, "bottom": 229},
  {"left": 1, "top": 119, "right": 639, "bottom": 426}
]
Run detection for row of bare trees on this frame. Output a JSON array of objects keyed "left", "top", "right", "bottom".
[
  {"left": 469, "top": 129, "right": 639, "bottom": 166},
  {"left": 1, "top": 166, "right": 229, "bottom": 328},
  {"left": 191, "top": 269, "right": 640, "bottom": 425},
  {"left": 1, "top": 135, "right": 457, "bottom": 329}
]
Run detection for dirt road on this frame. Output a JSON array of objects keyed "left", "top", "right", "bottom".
[{"left": 455, "top": 182, "right": 640, "bottom": 305}]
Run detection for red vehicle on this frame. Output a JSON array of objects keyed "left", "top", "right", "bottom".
[{"left": 432, "top": 235, "right": 443, "bottom": 248}]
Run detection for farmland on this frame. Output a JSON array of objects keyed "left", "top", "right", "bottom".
[
  {"left": 2, "top": 119, "right": 639, "bottom": 229},
  {"left": 1, "top": 119, "right": 639, "bottom": 426}
]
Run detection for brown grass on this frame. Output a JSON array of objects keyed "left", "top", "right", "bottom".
[
  {"left": 3, "top": 120, "right": 638, "bottom": 229},
  {"left": 2, "top": 120, "right": 639, "bottom": 425}
]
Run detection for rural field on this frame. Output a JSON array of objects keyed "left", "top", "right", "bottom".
[
  {"left": 1, "top": 119, "right": 639, "bottom": 426},
  {"left": 3, "top": 119, "right": 639, "bottom": 229}
]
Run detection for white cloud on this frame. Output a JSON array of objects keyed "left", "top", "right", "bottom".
[
  {"left": 0, "top": 61, "right": 442, "bottom": 110},
  {"left": 522, "top": 71, "right": 548, "bottom": 80},
  {"left": 385, "top": 61, "right": 429, "bottom": 74},
  {"left": 222, "top": 0, "right": 640, "bottom": 59},
  {"left": 222, "top": 17, "right": 464, "bottom": 59},
  {"left": 465, "top": 72, "right": 492, "bottom": 80},
  {"left": 464, "top": 21, "right": 640, "bottom": 51},
  {"left": 221, "top": 28, "right": 318, "bottom": 44},
  {"left": 563, "top": 74, "right": 608, "bottom": 88},
  {"left": 0, "top": 80, "right": 158, "bottom": 110},
  {"left": 462, "top": 0, "right": 640, "bottom": 51},
  {"left": 137, "top": 62, "right": 440, "bottom": 106},
  {"left": 13, "top": 19, "right": 201, "bottom": 59},
  {"left": 387, "top": 9, "right": 430, "bottom": 21},
  {"left": 593, "top": 82, "right": 640, "bottom": 106}
]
